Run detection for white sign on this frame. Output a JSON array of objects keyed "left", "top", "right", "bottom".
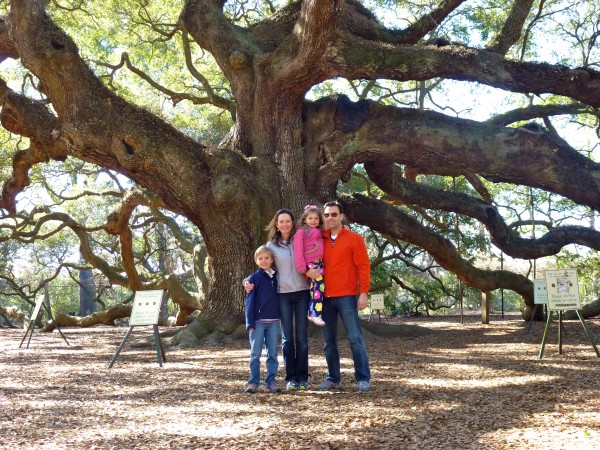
[
  {"left": 534, "top": 279, "right": 547, "bottom": 305},
  {"left": 544, "top": 269, "right": 581, "bottom": 311},
  {"left": 129, "top": 290, "right": 164, "bottom": 326},
  {"left": 30, "top": 295, "right": 45, "bottom": 321},
  {"left": 370, "top": 294, "right": 385, "bottom": 310}
]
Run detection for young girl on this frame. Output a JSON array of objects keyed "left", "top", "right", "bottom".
[{"left": 293, "top": 205, "right": 326, "bottom": 326}]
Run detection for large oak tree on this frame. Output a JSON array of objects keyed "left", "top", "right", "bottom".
[{"left": 1, "top": 0, "right": 599, "bottom": 336}]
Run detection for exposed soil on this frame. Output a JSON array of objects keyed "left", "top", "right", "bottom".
[{"left": 1, "top": 313, "right": 600, "bottom": 449}]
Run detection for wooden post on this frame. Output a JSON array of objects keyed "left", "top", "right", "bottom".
[{"left": 481, "top": 291, "right": 490, "bottom": 324}]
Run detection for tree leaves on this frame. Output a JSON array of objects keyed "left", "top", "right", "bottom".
[{"left": 2, "top": 315, "right": 600, "bottom": 448}]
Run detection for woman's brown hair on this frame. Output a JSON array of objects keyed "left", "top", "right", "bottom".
[{"left": 265, "top": 208, "right": 297, "bottom": 246}]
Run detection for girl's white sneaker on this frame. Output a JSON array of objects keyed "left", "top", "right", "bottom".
[{"left": 308, "top": 315, "right": 326, "bottom": 327}]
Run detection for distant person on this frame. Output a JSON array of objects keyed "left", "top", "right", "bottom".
[
  {"left": 244, "top": 245, "right": 281, "bottom": 394},
  {"left": 307, "top": 201, "right": 372, "bottom": 392},
  {"left": 245, "top": 209, "right": 311, "bottom": 391},
  {"left": 293, "top": 205, "right": 326, "bottom": 327}
]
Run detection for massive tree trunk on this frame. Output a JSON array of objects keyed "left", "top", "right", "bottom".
[{"left": 2, "top": 0, "right": 600, "bottom": 337}]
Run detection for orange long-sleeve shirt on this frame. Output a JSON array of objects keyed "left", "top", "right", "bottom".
[{"left": 323, "top": 228, "right": 370, "bottom": 297}]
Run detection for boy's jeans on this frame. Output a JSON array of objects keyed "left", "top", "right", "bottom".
[{"left": 248, "top": 321, "right": 279, "bottom": 385}]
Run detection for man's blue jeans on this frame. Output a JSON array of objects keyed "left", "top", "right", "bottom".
[
  {"left": 248, "top": 321, "right": 279, "bottom": 385},
  {"left": 322, "top": 295, "right": 370, "bottom": 384},
  {"left": 279, "top": 290, "right": 310, "bottom": 384}
]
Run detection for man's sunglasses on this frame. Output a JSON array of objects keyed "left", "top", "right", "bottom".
[{"left": 323, "top": 212, "right": 339, "bottom": 218}]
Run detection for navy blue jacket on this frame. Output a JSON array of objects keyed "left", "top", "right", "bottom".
[{"left": 245, "top": 268, "right": 280, "bottom": 330}]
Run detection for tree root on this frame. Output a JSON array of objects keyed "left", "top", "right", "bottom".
[{"left": 0, "top": 306, "right": 26, "bottom": 328}]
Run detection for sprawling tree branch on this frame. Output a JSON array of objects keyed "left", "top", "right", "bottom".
[
  {"left": 364, "top": 161, "right": 600, "bottom": 259},
  {"left": 6, "top": 0, "right": 215, "bottom": 220},
  {"left": 340, "top": 193, "right": 534, "bottom": 303},
  {"left": 0, "top": 16, "right": 18, "bottom": 62},
  {"left": 2, "top": 0, "right": 599, "bottom": 327},
  {"left": 397, "top": 0, "right": 467, "bottom": 45},
  {"left": 487, "top": 103, "right": 593, "bottom": 126},
  {"left": 485, "top": 0, "right": 535, "bottom": 55},
  {"left": 304, "top": 97, "right": 600, "bottom": 210}
]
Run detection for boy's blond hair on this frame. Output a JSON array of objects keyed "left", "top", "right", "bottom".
[{"left": 254, "top": 245, "right": 273, "bottom": 261}]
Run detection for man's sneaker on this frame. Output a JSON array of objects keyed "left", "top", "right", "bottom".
[
  {"left": 264, "top": 382, "right": 281, "bottom": 393},
  {"left": 245, "top": 382, "right": 258, "bottom": 393},
  {"left": 357, "top": 380, "right": 371, "bottom": 392},
  {"left": 286, "top": 381, "right": 298, "bottom": 391},
  {"left": 318, "top": 380, "right": 341, "bottom": 391},
  {"left": 308, "top": 315, "right": 326, "bottom": 327},
  {"left": 298, "top": 381, "right": 309, "bottom": 390}
]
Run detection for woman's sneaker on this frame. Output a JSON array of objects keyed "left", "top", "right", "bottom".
[
  {"left": 308, "top": 315, "right": 326, "bottom": 327},
  {"left": 245, "top": 382, "right": 258, "bottom": 393},
  {"left": 264, "top": 382, "right": 281, "bottom": 393},
  {"left": 298, "top": 381, "right": 309, "bottom": 390},
  {"left": 318, "top": 380, "right": 341, "bottom": 391},
  {"left": 286, "top": 381, "right": 298, "bottom": 391},
  {"left": 357, "top": 380, "right": 371, "bottom": 392}
]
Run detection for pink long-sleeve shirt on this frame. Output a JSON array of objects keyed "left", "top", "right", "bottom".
[{"left": 293, "top": 227, "right": 324, "bottom": 273}]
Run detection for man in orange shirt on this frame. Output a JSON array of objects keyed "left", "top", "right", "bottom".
[{"left": 314, "top": 200, "right": 371, "bottom": 392}]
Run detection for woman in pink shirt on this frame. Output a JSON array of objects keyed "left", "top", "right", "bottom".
[{"left": 293, "top": 205, "right": 326, "bottom": 326}]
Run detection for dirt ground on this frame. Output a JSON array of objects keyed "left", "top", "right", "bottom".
[{"left": 1, "top": 313, "right": 600, "bottom": 450}]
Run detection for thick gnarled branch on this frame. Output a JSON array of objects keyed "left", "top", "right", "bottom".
[
  {"left": 340, "top": 193, "right": 534, "bottom": 304},
  {"left": 364, "top": 161, "right": 600, "bottom": 259},
  {"left": 485, "top": 0, "right": 535, "bottom": 55},
  {"left": 304, "top": 97, "right": 600, "bottom": 210}
]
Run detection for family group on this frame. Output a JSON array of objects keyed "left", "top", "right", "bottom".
[{"left": 244, "top": 201, "right": 371, "bottom": 393}]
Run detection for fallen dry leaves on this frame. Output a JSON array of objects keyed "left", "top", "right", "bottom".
[{"left": 1, "top": 313, "right": 600, "bottom": 449}]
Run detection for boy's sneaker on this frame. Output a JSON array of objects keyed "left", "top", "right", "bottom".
[
  {"left": 308, "top": 315, "right": 326, "bottom": 327},
  {"left": 264, "top": 382, "right": 281, "bottom": 393},
  {"left": 357, "top": 381, "right": 371, "bottom": 392},
  {"left": 298, "top": 381, "right": 309, "bottom": 390},
  {"left": 286, "top": 381, "right": 298, "bottom": 391},
  {"left": 318, "top": 380, "right": 341, "bottom": 391},
  {"left": 245, "top": 382, "right": 258, "bottom": 393}
]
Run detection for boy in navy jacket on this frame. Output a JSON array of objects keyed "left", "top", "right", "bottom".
[{"left": 244, "top": 245, "right": 281, "bottom": 393}]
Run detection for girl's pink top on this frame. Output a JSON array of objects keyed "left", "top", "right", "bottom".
[{"left": 293, "top": 226, "right": 324, "bottom": 272}]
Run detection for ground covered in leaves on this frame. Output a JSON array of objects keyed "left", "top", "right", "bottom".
[{"left": 1, "top": 313, "right": 600, "bottom": 449}]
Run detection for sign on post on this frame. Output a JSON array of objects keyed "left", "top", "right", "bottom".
[
  {"left": 19, "top": 294, "right": 70, "bottom": 348},
  {"left": 30, "top": 295, "right": 45, "bottom": 322},
  {"left": 368, "top": 294, "right": 387, "bottom": 322},
  {"left": 370, "top": 294, "right": 385, "bottom": 310},
  {"left": 538, "top": 269, "right": 599, "bottom": 359},
  {"left": 544, "top": 269, "right": 581, "bottom": 311},
  {"left": 109, "top": 290, "right": 167, "bottom": 368},
  {"left": 533, "top": 279, "right": 548, "bottom": 305},
  {"left": 129, "top": 290, "right": 163, "bottom": 326}
]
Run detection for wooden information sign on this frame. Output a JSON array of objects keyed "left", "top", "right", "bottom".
[
  {"left": 544, "top": 269, "right": 581, "bottom": 311},
  {"left": 19, "top": 295, "right": 70, "bottom": 349},
  {"left": 130, "top": 290, "right": 163, "bottom": 326},
  {"left": 533, "top": 279, "right": 547, "bottom": 305},
  {"left": 526, "top": 279, "right": 549, "bottom": 335},
  {"left": 538, "top": 269, "right": 599, "bottom": 359},
  {"left": 368, "top": 294, "right": 387, "bottom": 322},
  {"left": 109, "top": 290, "right": 167, "bottom": 368},
  {"left": 30, "top": 295, "right": 45, "bottom": 322}
]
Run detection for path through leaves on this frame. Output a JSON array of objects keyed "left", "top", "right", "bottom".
[{"left": 1, "top": 314, "right": 599, "bottom": 449}]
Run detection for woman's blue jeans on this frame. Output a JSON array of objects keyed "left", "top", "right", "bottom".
[
  {"left": 322, "top": 295, "right": 371, "bottom": 384},
  {"left": 279, "top": 290, "right": 310, "bottom": 384},
  {"left": 248, "top": 321, "right": 279, "bottom": 385}
]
